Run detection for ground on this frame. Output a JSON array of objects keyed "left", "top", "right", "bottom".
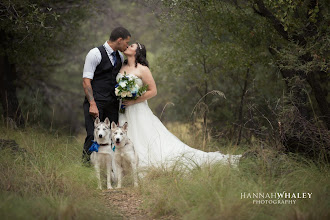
[
  {"left": 103, "top": 188, "right": 177, "bottom": 220},
  {"left": 103, "top": 188, "right": 149, "bottom": 219}
]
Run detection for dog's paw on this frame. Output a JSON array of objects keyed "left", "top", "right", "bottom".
[
  {"left": 107, "top": 186, "right": 113, "bottom": 190},
  {"left": 116, "top": 185, "right": 122, "bottom": 189}
]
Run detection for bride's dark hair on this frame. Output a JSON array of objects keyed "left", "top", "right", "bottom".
[{"left": 124, "top": 42, "right": 149, "bottom": 67}]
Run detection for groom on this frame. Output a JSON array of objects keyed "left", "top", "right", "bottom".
[{"left": 82, "top": 27, "right": 131, "bottom": 163}]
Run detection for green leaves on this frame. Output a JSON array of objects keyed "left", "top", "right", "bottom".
[
  {"left": 115, "top": 73, "right": 148, "bottom": 100},
  {"left": 1, "top": 0, "right": 93, "bottom": 63},
  {"left": 150, "top": 0, "right": 286, "bottom": 138}
]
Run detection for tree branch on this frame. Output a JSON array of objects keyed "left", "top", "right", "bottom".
[
  {"left": 304, "top": 0, "right": 321, "bottom": 38},
  {"left": 253, "top": 0, "right": 306, "bottom": 45},
  {"left": 254, "top": 0, "right": 289, "bottom": 40}
]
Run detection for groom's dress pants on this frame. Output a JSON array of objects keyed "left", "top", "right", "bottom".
[{"left": 82, "top": 98, "right": 119, "bottom": 161}]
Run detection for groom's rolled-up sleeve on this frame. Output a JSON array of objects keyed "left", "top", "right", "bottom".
[{"left": 83, "top": 48, "right": 102, "bottom": 79}]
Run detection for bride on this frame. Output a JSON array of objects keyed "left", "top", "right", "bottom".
[{"left": 117, "top": 42, "right": 241, "bottom": 169}]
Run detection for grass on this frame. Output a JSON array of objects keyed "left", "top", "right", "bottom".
[
  {"left": 0, "top": 121, "right": 329, "bottom": 219},
  {"left": 138, "top": 122, "right": 330, "bottom": 220},
  {"left": 138, "top": 153, "right": 330, "bottom": 219},
  {"left": 165, "top": 121, "right": 242, "bottom": 154},
  {"left": 0, "top": 125, "right": 120, "bottom": 220}
]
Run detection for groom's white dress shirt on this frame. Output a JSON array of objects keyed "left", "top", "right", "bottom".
[{"left": 83, "top": 41, "right": 124, "bottom": 79}]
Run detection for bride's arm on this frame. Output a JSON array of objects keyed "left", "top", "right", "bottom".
[{"left": 123, "top": 66, "right": 157, "bottom": 106}]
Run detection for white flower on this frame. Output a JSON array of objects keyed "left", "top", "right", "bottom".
[
  {"left": 121, "top": 91, "right": 127, "bottom": 98},
  {"left": 115, "top": 88, "right": 120, "bottom": 96},
  {"left": 119, "top": 81, "right": 127, "bottom": 88},
  {"left": 126, "top": 91, "right": 133, "bottom": 97},
  {"left": 116, "top": 73, "right": 123, "bottom": 82}
]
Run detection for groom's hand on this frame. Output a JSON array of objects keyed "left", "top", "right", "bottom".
[{"left": 89, "top": 101, "right": 99, "bottom": 118}]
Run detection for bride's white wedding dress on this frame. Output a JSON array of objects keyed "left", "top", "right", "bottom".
[{"left": 117, "top": 73, "right": 241, "bottom": 169}]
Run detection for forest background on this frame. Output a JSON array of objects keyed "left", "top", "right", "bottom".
[
  {"left": 1, "top": 0, "right": 329, "bottom": 157},
  {"left": 0, "top": 0, "right": 329, "bottom": 219}
]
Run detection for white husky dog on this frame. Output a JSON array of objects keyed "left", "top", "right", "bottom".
[
  {"left": 111, "top": 122, "right": 139, "bottom": 188},
  {"left": 90, "top": 117, "right": 115, "bottom": 190}
]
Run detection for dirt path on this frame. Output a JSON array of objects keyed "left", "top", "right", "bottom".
[
  {"left": 103, "top": 188, "right": 151, "bottom": 219},
  {"left": 103, "top": 188, "right": 176, "bottom": 220}
]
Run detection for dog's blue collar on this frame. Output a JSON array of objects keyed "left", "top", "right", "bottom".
[
  {"left": 89, "top": 140, "right": 100, "bottom": 152},
  {"left": 89, "top": 140, "right": 115, "bottom": 152}
]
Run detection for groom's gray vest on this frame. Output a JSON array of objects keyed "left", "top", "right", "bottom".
[{"left": 91, "top": 45, "right": 122, "bottom": 102}]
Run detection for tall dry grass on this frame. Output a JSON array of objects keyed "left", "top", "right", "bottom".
[
  {"left": 165, "top": 121, "right": 241, "bottom": 154},
  {"left": 138, "top": 122, "right": 330, "bottom": 219},
  {"left": 0, "top": 125, "right": 120, "bottom": 219},
  {"left": 1, "top": 121, "right": 329, "bottom": 219}
]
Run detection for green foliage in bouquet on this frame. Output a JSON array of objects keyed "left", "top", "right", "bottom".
[{"left": 115, "top": 71, "right": 148, "bottom": 113}]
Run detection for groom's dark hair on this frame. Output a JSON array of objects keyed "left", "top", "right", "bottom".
[{"left": 109, "top": 27, "right": 131, "bottom": 41}]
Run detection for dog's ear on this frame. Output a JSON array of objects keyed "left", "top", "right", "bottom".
[
  {"left": 123, "top": 122, "right": 128, "bottom": 131},
  {"left": 94, "top": 117, "right": 100, "bottom": 127},
  {"left": 104, "top": 117, "right": 110, "bottom": 126},
  {"left": 111, "top": 121, "right": 117, "bottom": 130}
]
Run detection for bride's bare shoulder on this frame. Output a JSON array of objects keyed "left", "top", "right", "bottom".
[{"left": 137, "top": 64, "right": 151, "bottom": 74}]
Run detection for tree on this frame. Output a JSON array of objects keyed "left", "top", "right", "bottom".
[
  {"left": 250, "top": 0, "right": 330, "bottom": 157},
  {"left": 252, "top": 0, "right": 329, "bottom": 128},
  {"left": 0, "top": 0, "right": 94, "bottom": 127},
  {"left": 149, "top": 0, "right": 329, "bottom": 156},
  {"left": 149, "top": 0, "right": 282, "bottom": 146}
]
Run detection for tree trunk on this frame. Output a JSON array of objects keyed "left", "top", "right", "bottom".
[
  {"left": 306, "top": 71, "right": 330, "bottom": 130},
  {"left": 237, "top": 68, "right": 249, "bottom": 145},
  {"left": 0, "top": 54, "right": 25, "bottom": 128},
  {"left": 202, "top": 80, "right": 208, "bottom": 150},
  {"left": 280, "top": 69, "right": 310, "bottom": 119}
]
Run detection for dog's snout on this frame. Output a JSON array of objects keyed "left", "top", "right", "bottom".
[
  {"left": 116, "top": 138, "right": 120, "bottom": 142},
  {"left": 99, "top": 134, "right": 103, "bottom": 138}
]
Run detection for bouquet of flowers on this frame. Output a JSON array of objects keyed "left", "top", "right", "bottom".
[{"left": 115, "top": 71, "right": 148, "bottom": 113}]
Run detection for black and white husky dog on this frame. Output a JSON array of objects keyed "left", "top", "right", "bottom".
[
  {"left": 91, "top": 117, "right": 115, "bottom": 190},
  {"left": 111, "top": 122, "right": 139, "bottom": 188}
]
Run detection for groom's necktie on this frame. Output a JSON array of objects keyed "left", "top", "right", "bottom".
[{"left": 111, "top": 51, "right": 117, "bottom": 66}]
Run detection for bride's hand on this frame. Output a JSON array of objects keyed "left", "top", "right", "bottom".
[{"left": 122, "top": 99, "right": 136, "bottom": 107}]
